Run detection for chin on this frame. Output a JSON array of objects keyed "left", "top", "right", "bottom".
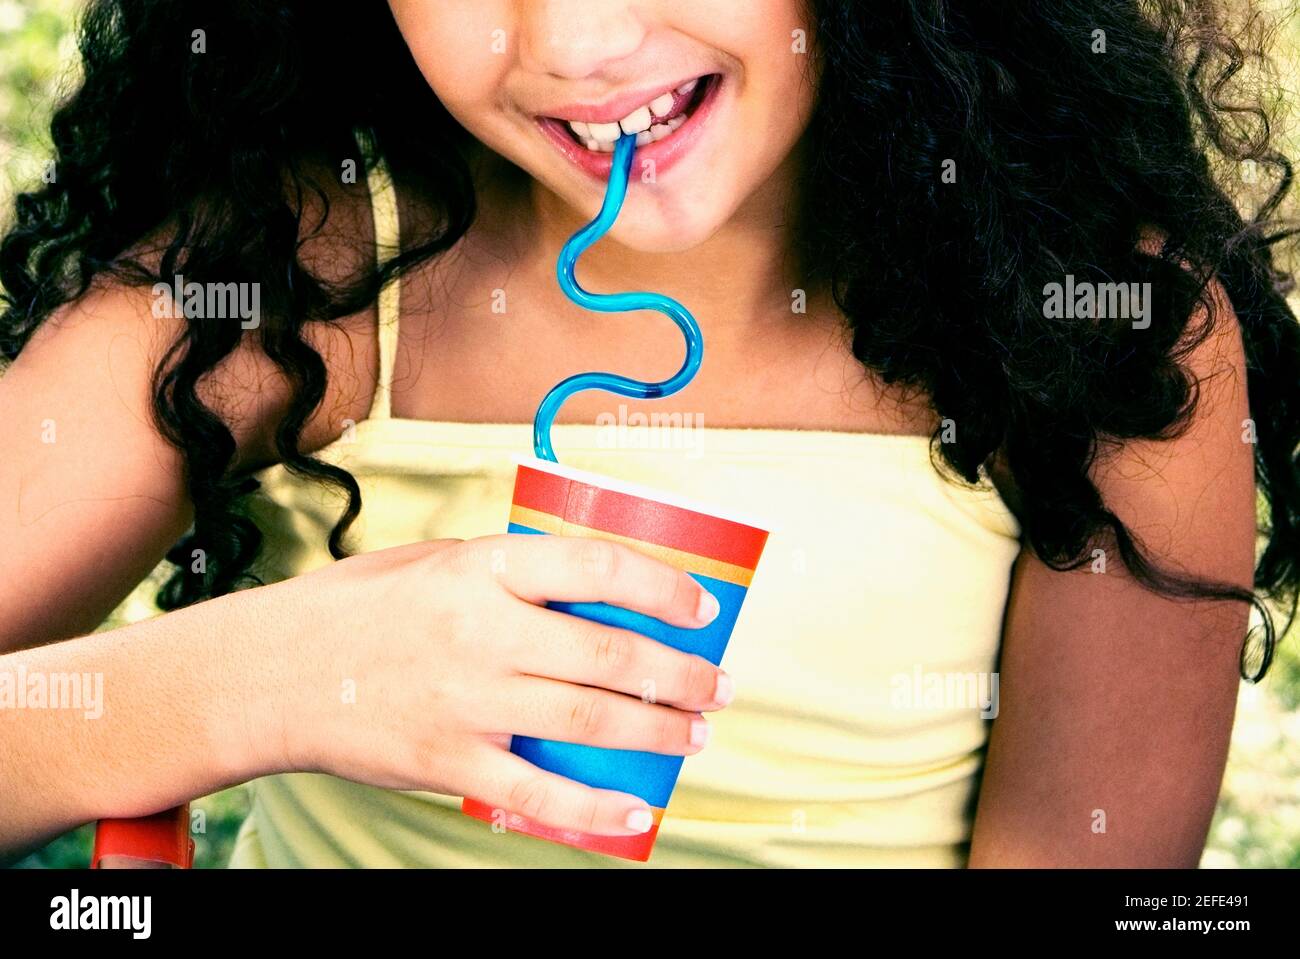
[{"left": 605, "top": 214, "right": 721, "bottom": 254}]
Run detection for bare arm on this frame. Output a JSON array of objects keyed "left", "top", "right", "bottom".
[
  {"left": 969, "top": 279, "right": 1254, "bottom": 867},
  {"left": 0, "top": 205, "right": 383, "bottom": 851},
  {"left": 0, "top": 279, "right": 731, "bottom": 857},
  {"left": 0, "top": 282, "right": 336, "bottom": 854},
  {"left": 0, "top": 582, "right": 299, "bottom": 856}
]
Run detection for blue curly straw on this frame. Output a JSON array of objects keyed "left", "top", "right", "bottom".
[{"left": 533, "top": 132, "right": 704, "bottom": 462}]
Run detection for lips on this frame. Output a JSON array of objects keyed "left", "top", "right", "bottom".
[{"left": 535, "top": 74, "right": 723, "bottom": 180}]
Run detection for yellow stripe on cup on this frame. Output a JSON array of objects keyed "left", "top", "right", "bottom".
[{"left": 509, "top": 504, "right": 756, "bottom": 588}]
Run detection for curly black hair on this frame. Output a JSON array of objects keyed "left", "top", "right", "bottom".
[{"left": 2, "top": 0, "right": 1298, "bottom": 678}]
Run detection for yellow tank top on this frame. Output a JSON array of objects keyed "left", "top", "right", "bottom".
[{"left": 221, "top": 157, "right": 1023, "bottom": 868}]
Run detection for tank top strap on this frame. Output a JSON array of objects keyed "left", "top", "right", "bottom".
[{"left": 365, "top": 152, "right": 402, "bottom": 421}]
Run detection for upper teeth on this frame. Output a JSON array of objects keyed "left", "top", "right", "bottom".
[
  {"left": 567, "top": 79, "right": 701, "bottom": 147},
  {"left": 587, "top": 121, "right": 622, "bottom": 141},
  {"left": 620, "top": 106, "right": 653, "bottom": 134}
]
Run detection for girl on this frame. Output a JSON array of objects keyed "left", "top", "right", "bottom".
[{"left": 1, "top": 0, "right": 1297, "bottom": 868}]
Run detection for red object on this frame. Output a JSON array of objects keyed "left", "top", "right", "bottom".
[
  {"left": 91, "top": 805, "right": 194, "bottom": 869},
  {"left": 512, "top": 462, "right": 768, "bottom": 569}
]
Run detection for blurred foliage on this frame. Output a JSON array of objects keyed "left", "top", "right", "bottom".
[
  {"left": 2, "top": 0, "right": 1299, "bottom": 869},
  {"left": 0, "top": 0, "right": 81, "bottom": 211}
]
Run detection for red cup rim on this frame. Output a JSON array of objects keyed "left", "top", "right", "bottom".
[{"left": 512, "top": 454, "right": 771, "bottom": 532}]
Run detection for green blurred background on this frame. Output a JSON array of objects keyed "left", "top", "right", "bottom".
[{"left": 1, "top": 0, "right": 1298, "bottom": 868}]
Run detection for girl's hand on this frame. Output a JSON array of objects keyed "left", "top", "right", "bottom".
[{"left": 266, "top": 534, "right": 729, "bottom": 838}]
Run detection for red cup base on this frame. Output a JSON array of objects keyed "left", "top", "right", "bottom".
[{"left": 461, "top": 798, "right": 662, "bottom": 862}]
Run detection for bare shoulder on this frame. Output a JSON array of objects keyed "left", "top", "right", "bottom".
[
  {"left": 990, "top": 228, "right": 1251, "bottom": 532},
  {"left": 23, "top": 157, "right": 386, "bottom": 471},
  {"left": 1092, "top": 230, "right": 1253, "bottom": 581}
]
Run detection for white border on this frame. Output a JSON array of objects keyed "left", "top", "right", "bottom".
[{"left": 512, "top": 454, "right": 771, "bottom": 532}]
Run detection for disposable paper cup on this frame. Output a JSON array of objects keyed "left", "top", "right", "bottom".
[{"left": 461, "top": 455, "right": 769, "bottom": 861}]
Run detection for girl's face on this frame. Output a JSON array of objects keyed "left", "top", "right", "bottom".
[{"left": 388, "top": 0, "right": 816, "bottom": 252}]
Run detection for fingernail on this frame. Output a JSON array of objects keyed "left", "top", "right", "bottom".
[
  {"left": 690, "top": 718, "right": 710, "bottom": 747},
  {"left": 625, "top": 808, "right": 654, "bottom": 833},
  {"left": 713, "top": 671, "right": 734, "bottom": 707},
  {"left": 695, "top": 589, "right": 720, "bottom": 625}
]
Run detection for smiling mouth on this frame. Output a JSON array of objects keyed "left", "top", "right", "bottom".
[{"left": 539, "top": 74, "right": 719, "bottom": 153}]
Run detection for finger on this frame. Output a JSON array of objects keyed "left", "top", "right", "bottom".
[
  {"left": 462, "top": 741, "right": 658, "bottom": 837},
  {"left": 505, "top": 601, "right": 732, "bottom": 712},
  {"left": 481, "top": 675, "right": 710, "bottom": 755},
  {"left": 478, "top": 534, "right": 721, "bottom": 629}
]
